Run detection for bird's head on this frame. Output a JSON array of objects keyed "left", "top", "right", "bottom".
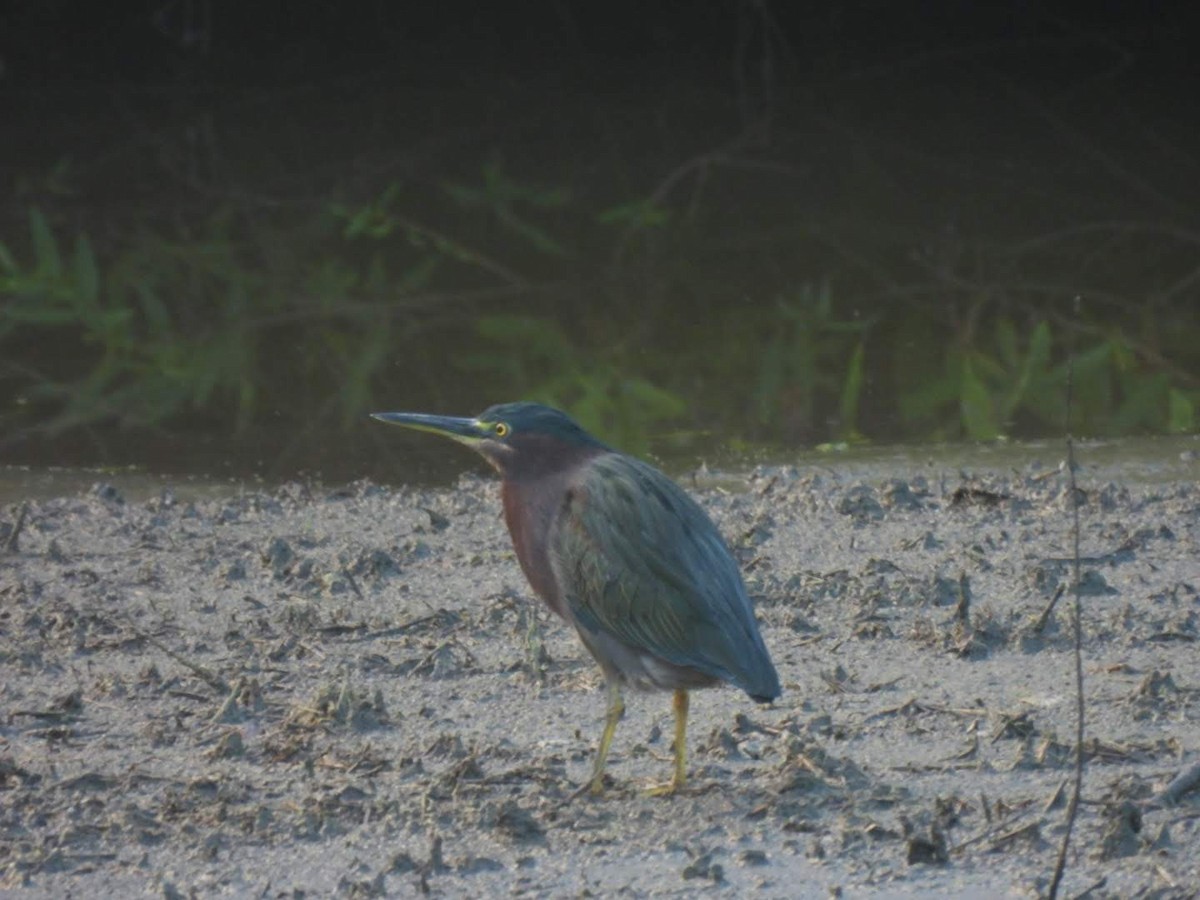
[{"left": 372, "top": 401, "right": 608, "bottom": 480}]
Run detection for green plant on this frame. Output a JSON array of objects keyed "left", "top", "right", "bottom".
[
  {"left": 954, "top": 319, "right": 1056, "bottom": 440},
  {"left": 1, "top": 205, "right": 423, "bottom": 437},
  {"left": 596, "top": 197, "right": 673, "bottom": 231},
  {"left": 443, "top": 159, "right": 572, "bottom": 258},
  {"left": 753, "top": 281, "right": 874, "bottom": 442},
  {"left": 1, "top": 208, "right": 141, "bottom": 426},
  {"left": 897, "top": 318, "right": 1197, "bottom": 440}
]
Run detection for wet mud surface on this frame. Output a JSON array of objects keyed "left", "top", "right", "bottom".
[{"left": 1, "top": 457, "right": 1198, "bottom": 897}]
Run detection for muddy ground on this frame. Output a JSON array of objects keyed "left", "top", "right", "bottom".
[{"left": 1, "top": 447, "right": 1198, "bottom": 898}]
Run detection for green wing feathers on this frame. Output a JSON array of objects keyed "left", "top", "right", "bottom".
[{"left": 552, "top": 454, "right": 779, "bottom": 698}]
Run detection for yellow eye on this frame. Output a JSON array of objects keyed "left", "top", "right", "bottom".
[{"left": 493, "top": 422, "right": 509, "bottom": 438}]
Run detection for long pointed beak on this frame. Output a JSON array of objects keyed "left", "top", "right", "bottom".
[{"left": 371, "top": 412, "right": 487, "bottom": 446}]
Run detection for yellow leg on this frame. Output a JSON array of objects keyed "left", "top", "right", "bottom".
[
  {"left": 588, "top": 681, "right": 625, "bottom": 795},
  {"left": 646, "top": 689, "right": 689, "bottom": 796}
]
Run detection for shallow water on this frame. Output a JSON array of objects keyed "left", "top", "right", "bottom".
[{"left": 3, "top": 434, "right": 1195, "bottom": 506}]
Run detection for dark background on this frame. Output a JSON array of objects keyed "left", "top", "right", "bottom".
[
  {"left": 3, "top": 2, "right": 1198, "bottom": 482},
  {"left": 7, "top": 3, "right": 1196, "bottom": 88}
]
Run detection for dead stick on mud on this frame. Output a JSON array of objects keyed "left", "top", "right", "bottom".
[
  {"left": 1044, "top": 779, "right": 1067, "bottom": 813},
  {"left": 348, "top": 611, "right": 457, "bottom": 642},
  {"left": 3, "top": 501, "right": 29, "bottom": 553},
  {"left": 952, "top": 809, "right": 1039, "bottom": 854},
  {"left": 341, "top": 567, "right": 366, "bottom": 602},
  {"left": 866, "top": 698, "right": 988, "bottom": 721},
  {"left": 145, "top": 632, "right": 230, "bottom": 693},
  {"left": 120, "top": 611, "right": 230, "bottom": 693},
  {"left": 1153, "top": 864, "right": 1178, "bottom": 888},
  {"left": 1154, "top": 760, "right": 1200, "bottom": 807},
  {"left": 1072, "top": 876, "right": 1108, "bottom": 898},
  {"left": 1033, "top": 583, "right": 1066, "bottom": 633},
  {"left": 1047, "top": 295, "right": 1087, "bottom": 900},
  {"left": 990, "top": 819, "right": 1044, "bottom": 851}
]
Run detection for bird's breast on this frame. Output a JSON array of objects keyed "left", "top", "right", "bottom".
[{"left": 502, "top": 476, "right": 571, "bottom": 619}]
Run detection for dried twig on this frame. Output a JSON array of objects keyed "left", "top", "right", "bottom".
[
  {"left": 3, "top": 501, "right": 29, "bottom": 553},
  {"left": 1154, "top": 760, "right": 1200, "bottom": 807},
  {"left": 952, "top": 807, "right": 1039, "bottom": 854},
  {"left": 340, "top": 567, "right": 366, "bottom": 602},
  {"left": 128, "top": 623, "right": 229, "bottom": 693},
  {"left": 1033, "top": 583, "right": 1067, "bottom": 633},
  {"left": 1048, "top": 297, "right": 1087, "bottom": 900}
]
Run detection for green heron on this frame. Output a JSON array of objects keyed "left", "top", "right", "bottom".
[{"left": 373, "top": 402, "right": 780, "bottom": 795}]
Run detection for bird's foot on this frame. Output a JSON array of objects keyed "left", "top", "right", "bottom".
[
  {"left": 562, "top": 782, "right": 600, "bottom": 804},
  {"left": 564, "top": 773, "right": 610, "bottom": 801},
  {"left": 644, "top": 775, "right": 686, "bottom": 798}
]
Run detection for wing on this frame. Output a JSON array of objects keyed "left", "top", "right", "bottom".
[{"left": 551, "top": 453, "right": 779, "bottom": 699}]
